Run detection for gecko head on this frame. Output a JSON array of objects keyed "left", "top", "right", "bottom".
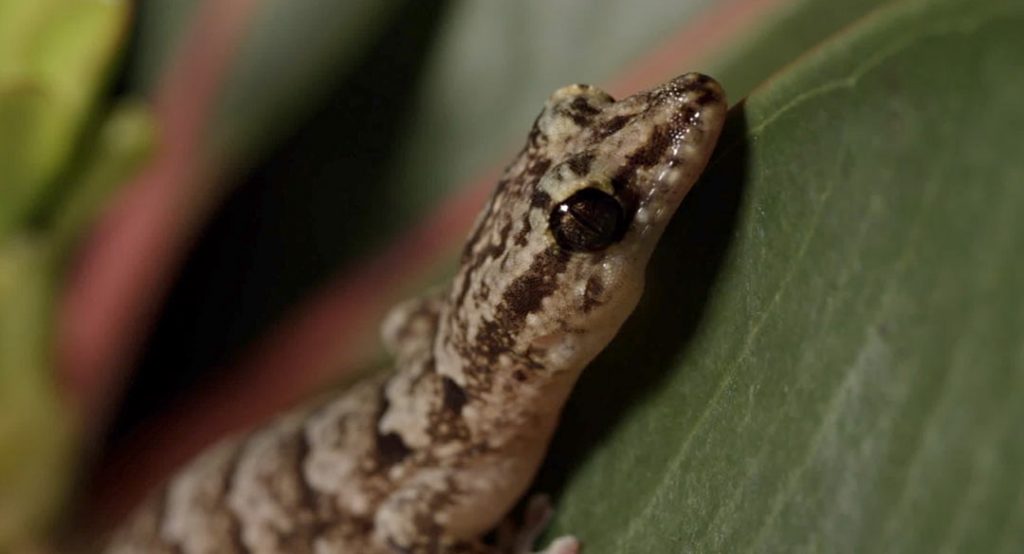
[
  {"left": 449, "top": 73, "right": 726, "bottom": 379},
  {"left": 537, "top": 73, "right": 727, "bottom": 259}
]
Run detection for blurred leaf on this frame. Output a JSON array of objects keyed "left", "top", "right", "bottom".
[
  {"left": 541, "top": 0, "right": 1024, "bottom": 551},
  {"left": 49, "top": 101, "right": 156, "bottom": 260},
  {"left": 0, "top": 0, "right": 128, "bottom": 239},
  {"left": 210, "top": 0, "right": 407, "bottom": 171},
  {"left": 0, "top": 0, "right": 138, "bottom": 547},
  {"left": 209, "top": 0, "right": 740, "bottom": 184},
  {"left": 0, "top": 82, "right": 51, "bottom": 230},
  {"left": 123, "top": 0, "right": 201, "bottom": 93},
  {"left": 0, "top": 240, "right": 72, "bottom": 550}
]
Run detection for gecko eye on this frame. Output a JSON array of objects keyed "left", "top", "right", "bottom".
[{"left": 550, "top": 188, "right": 627, "bottom": 252}]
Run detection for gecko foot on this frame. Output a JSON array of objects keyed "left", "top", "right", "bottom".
[{"left": 498, "top": 495, "right": 580, "bottom": 554}]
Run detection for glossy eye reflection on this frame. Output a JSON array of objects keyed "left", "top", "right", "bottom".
[{"left": 550, "top": 187, "right": 627, "bottom": 252}]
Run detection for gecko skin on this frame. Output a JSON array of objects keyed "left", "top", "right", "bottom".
[{"left": 106, "top": 73, "right": 726, "bottom": 554}]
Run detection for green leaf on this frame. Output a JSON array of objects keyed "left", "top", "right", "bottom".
[
  {"left": 0, "top": 2, "right": 137, "bottom": 547},
  {"left": 0, "top": 239, "right": 73, "bottom": 550},
  {"left": 540, "top": 0, "right": 1024, "bottom": 552},
  {"left": 707, "top": 0, "right": 895, "bottom": 99},
  {"left": 0, "top": 0, "right": 128, "bottom": 239},
  {"left": 0, "top": 97, "right": 151, "bottom": 544}
]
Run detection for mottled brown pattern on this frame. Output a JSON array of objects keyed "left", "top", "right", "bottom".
[
  {"left": 594, "top": 113, "right": 634, "bottom": 139},
  {"left": 106, "top": 73, "right": 727, "bottom": 554},
  {"left": 564, "top": 152, "right": 595, "bottom": 176},
  {"left": 500, "top": 248, "right": 571, "bottom": 331},
  {"left": 625, "top": 122, "right": 677, "bottom": 168}
]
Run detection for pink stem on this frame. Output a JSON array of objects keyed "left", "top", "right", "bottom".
[{"left": 58, "top": 0, "right": 262, "bottom": 428}]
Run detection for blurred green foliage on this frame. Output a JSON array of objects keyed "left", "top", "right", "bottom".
[
  {"left": 0, "top": 0, "right": 152, "bottom": 549},
  {"left": 0, "top": 0, "right": 129, "bottom": 238}
]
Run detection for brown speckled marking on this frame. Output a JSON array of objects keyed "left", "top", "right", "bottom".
[
  {"left": 106, "top": 73, "right": 727, "bottom": 554},
  {"left": 581, "top": 275, "right": 605, "bottom": 313},
  {"left": 565, "top": 152, "right": 595, "bottom": 176}
]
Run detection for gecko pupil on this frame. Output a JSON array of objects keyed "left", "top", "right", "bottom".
[{"left": 550, "top": 187, "right": 626, "bottom": 252}]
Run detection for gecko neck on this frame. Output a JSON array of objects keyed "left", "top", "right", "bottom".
[
  {"left": 432, "top": 278, "right": 639, "bottom": 443},
  {"left": 434, "top": 313, "right": 578, "bottom": 403}
]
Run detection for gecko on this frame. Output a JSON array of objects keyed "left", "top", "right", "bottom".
[{"left": 105, "top": 72, "right": 727, "bottom": 554}]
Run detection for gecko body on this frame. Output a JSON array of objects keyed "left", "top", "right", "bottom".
[{"left": 107, "top": 73, "right": 726, "bottom": 554}]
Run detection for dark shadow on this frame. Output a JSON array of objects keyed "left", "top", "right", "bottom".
[
  {"left": 532, "top": 103, "right": 751, "bottom": 500},
  {"left": 110, "top": 0, "right": 453, "bottom": 442}
]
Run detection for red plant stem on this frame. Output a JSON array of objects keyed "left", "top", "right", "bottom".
[{"left": 58, "top": 0, "right": 262, "bottom": 428}]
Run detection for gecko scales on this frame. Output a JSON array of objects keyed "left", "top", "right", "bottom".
[{"left": 107, "top": 72, "right": 726, "bottom": 554}]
